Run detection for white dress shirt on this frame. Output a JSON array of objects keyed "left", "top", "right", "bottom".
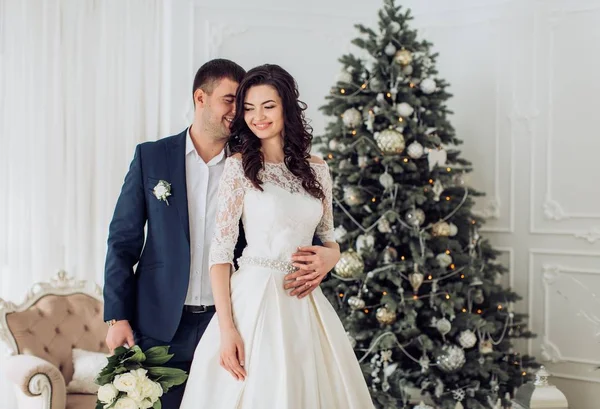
[{"left": 184, "top": 128, "right": 226, "bottom": 306}]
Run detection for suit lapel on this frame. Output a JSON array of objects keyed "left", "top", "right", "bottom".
[{"left": 166, "top": 131, "right": 190, "bottom": 243}]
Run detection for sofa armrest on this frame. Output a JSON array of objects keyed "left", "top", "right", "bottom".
[{"left": 4, "top": 354, "right": 67, "bottom": 409}]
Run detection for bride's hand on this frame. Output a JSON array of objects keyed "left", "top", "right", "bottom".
[{"left": 220, "top": 327, "right": 247, "bottom": 381}]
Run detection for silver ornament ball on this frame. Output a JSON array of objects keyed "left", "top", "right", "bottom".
[
  {"left": 334, "top": 249, "right": 365, "bottom": 278},
  {"left": 348, "top": 295, "right": 366, "bottom": 310},
  {"left": 342, "top": 108, "right": 362, "bottom": 128},
  {"left": 436, "top": 317, "right": 452, "bottom": 336},
  {"left": 458, "top": 330, "right": 477, "bottom": 349},
  {"left": 407, "top": 141, "right": 424, "bottom": 159},
  {"left": 405, "top": 208, "right": 426, "bottom": 227},
  {"left": 436, "top": 345, "right": 466, "bottom": 372}
]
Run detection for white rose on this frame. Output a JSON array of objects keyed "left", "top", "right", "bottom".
[
  {"left": 113, "top": 396, "right": 138, "bottom": 409},
  {"left": 113, "top": 373, "right": 138, "bottom": 393},
  {"left": 126, "top": 369, "right": 150, "bottom": 401},
  {"left": 148, "top": 381, "right": 163, "bottom": 402},
  {"left": 137, "top": 399, "right": 154, "bottom": 409},
  {"left": 133, "top": 377, "right": 155, "bottom": 400},
  {"left": 131, "top": 368, "right": 148, "bottom": 381},
  {"left": 154, "top": 185, "right": 167, "bottom": 197},
  {"left": 97, "top": 384, "right": 119, "bottom": 404}
]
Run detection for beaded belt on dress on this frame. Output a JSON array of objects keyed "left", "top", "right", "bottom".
[{"left": 237, "top": 255, "right": 296, "bottom": 274}]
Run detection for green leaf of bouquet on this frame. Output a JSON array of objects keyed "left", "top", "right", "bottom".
[
  {"left": 144, "top": 346, "right": 174, "bottom": 365},
  {"left": 95, "top": 373, "right": 115, "bottom": 385},
  {"left": 146, "top": 367, "right": 188, "bottom": 379},
  {"left": 113, "top": 366, "right": 130, "bottom": 374},
  {"left": 152, "top": 400, "right": 162, "bottom": 409},
  {"left": 123, "top": 346, "right": 146, "bottom": 363}
]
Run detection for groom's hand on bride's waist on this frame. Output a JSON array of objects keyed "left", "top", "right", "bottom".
[
  {"left": 105, "top": 320, "right": 135, "bottom": 353},
  {"left": 284, "top": 246, "right": 337, "bottom": 299}
]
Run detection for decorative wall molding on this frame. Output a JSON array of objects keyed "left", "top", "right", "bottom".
[
  {"left": 530, "top": 4, "right": 600, "bottom": 241},
  {"left": 530, "top": 250, "right": 600, "bottom": 383}
]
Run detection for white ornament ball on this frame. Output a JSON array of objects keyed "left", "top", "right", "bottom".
[
  {"left": 407, "top": 141, "right": 424, "bottom": 159},
  {"left": 396, "top": 102, "right": 414, "bottom": 117},
  {"left": 384, "top": 42, "right": 397, "bottom": 56},
  {"left": 343, "top": 186, "right": 364, "bottom": 206},
  {"left": 328, "top": 139, "right": 338, "bottom": 150},
  {"left": 420, "top": 78, "right": 437, "bottom": 94},
  {"left": 336, "top": 69, "right": 353, "bottom": 84},
  {"left": 458, "top": 330, "right": 477, "bottom": 349},
  {"left": 436, "top": 253, "right": 453, "bottom": 268},
  {"left": 334, "top": 225, "right": 348, "bottom": 242},
  {"left": 369, "top": 77, "right": 383, "bottom": 92},
  {"left": 402, "top": 65, "right": 413, "bottom": 75},
  {"left": 436, "top": 318, "right": 452, "bottom": 336},
  {"left": 342, "top": 108, "right": 362, "bottom": 128},
  {"left": 389, "top": 21, "right": 401, "bottom": 34},
  {"left": 379, "top": 172, "right": 394, "bottom": 189},
  {"left": 449, "top": 223, "right": 458, "bottom": 237}
]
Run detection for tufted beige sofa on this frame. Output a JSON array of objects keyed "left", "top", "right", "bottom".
[{"left": 0, "top": 271, "right": 108, "bottom": 409}]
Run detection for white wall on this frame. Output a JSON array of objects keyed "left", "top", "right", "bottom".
[{"left": 164, "top": 0, "right": 600, "bottom": 407}]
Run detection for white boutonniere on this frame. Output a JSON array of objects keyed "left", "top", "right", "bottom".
[{"left": 152, "top": 180, "right": 172, "bottom": 205}]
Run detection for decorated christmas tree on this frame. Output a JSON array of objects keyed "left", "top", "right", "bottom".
[{"left": 315, "top": 1, "right": 539, "bottom": 408}]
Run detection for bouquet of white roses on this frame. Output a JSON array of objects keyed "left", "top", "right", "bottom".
[{"left": 95, "top": 345, "right": 188, "bottom": 409}]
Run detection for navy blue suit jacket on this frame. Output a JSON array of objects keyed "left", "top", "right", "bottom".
[{"left": 104, "top": 130, "right": 321, "bottom": 343}]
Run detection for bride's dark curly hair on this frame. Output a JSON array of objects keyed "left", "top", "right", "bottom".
[{"left": 229, "top": 64, "right": 324, "bottom": 200}]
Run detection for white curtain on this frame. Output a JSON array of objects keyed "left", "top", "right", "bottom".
[{"left": 0, "top": 0, "right": 167, "bottom": 404}]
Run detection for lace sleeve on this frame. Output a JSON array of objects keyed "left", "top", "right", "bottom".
[
  {"left": 315, "top": 162, "right": 335, "bottom": 243},
  {"left": 209, "top": 157, "right": 245, "bottom": 270}
]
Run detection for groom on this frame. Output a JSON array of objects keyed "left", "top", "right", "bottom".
[{"left": 103, "top": 59, "right": 339, "bottom": 408}]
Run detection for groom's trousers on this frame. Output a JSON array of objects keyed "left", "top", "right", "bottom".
[{"left": 134, "top": 308, "right": 215, "bottom": 409}]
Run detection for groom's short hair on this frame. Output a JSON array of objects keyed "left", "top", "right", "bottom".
[{"left": 192, "top": 59, "right": 246, "bottom": 100}]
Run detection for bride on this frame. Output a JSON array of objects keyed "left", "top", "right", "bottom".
[{"left": 179, "top": 64, "right": 375, "bottom": 409}]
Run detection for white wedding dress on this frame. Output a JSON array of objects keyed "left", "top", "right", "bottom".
[{"left": 180, "top": 156, "right": 374, "bottom": 409}]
